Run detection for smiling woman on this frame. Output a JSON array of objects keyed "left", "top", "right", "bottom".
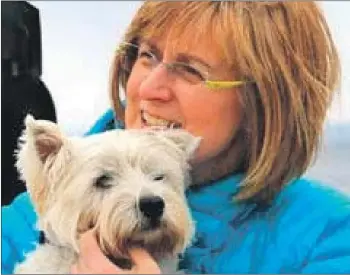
[
  {"left": 2, "top": 1, "right": 350, "bottom": 274},
  {"left": 124, "top": 37, "right": 243, "bottom": 165},
  {"left": 112, "top": 1, "right": 341, "bottom": 200}
]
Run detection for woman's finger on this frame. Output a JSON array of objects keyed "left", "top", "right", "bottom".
[
  {"left": 74, "top": 230, "right": 123, "bottom": 273},
  {"left": 129, "top": 248, "right": 161, "bottom": 274}
]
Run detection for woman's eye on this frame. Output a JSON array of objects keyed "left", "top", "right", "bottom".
[
  {"left": 176, "top": 64, "right": 205, "bottom": 83},
  {"left": 153, "top": 174, "right": 165, "bottom": 181},
  {"left": 185, "top": 65, "right": 203, "bottom": 76},
  {"left": 138, "top": 50, "right": 155, "bottom": 60},
  {"left": 138, "top": 50, "right": 158, "bottom": 67},
  {"left": 94, "top": 174, "right": 113, "bottom": 189}
]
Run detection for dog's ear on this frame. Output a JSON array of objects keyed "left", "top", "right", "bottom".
[
  {"left": 16, "top": 114, "right": 68, "bottom": 216},
  {"left": 160, "top": 130, "right": 201, "bottom": 159},
  {"left": 24, "top": 114, "right": 64, "bottom": 162}
]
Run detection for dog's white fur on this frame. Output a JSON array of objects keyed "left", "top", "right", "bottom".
[{"left": 14, "top": 115, "right": 200, "bottom": 274}]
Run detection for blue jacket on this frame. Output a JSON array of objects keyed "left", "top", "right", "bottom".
[{"left": 2, "top": 109, "right": 350, "bottom": 274}]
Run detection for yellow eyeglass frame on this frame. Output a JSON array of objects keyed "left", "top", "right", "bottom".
[{"left": 205, "top": 80, "right": 254, "bottom": 89}]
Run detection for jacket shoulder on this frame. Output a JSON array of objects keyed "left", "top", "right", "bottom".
[
  {"left": 276, "top": 178, "right": 350, "bottom": 273},
  {"left": 184, "top": 176, "right": 350, "bottom": 273},
  {"left": 279, "top": 177, "right": 350, "bottom": 217},
  {"left": 85, "top": 109, "right": 121, "bottom": 135}
]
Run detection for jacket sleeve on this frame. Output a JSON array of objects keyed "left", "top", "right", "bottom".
[
  {"left": 1, "top": 192, "right": 39, "bottom": 274},
  {"left": 300, "top": 208, "right": 350, "bottom": 273}
]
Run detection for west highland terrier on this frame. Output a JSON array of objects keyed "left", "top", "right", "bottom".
[{"left": 14, "top": 115, "right": 200, "bottom": 274}]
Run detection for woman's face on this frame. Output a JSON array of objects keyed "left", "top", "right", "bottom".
[{"left": 124, "top": 36, "right": 242, "bottom": 163}]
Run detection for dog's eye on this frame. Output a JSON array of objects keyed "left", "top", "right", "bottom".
[
  {"left": 94, "top": 174, "right": 113, "bottom": 189},
  {"left": 153, "top": 174, "right": 165, "bottom": 181}
]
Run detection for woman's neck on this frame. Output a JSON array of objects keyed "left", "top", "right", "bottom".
[{"left": 190, "top": 134, "right": 246, "bottom": 186}]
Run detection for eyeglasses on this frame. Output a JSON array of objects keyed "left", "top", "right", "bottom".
[{"left": 117, "top": 42, "right": 254, "bottom": 90}]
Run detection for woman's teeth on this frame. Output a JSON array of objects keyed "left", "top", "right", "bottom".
[{"left": 142, "top": 112, "right": 182, "bottom": 129}]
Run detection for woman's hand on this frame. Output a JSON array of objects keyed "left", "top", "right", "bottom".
[{"left": 71, "top": 230, "right": 161, "bottom": 274}]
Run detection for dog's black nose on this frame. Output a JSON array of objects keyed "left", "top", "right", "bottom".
[{"left": 139, "top": 196, "right": 164, "bottom": 220}]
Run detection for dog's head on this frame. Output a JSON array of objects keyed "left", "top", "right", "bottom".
[{"left": 16, "top": 115, "right": 200, "bottom": 260}]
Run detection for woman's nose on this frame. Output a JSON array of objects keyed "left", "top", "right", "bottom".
[{"left": 138, "top": 64, "right": 173, "bottom": 102}]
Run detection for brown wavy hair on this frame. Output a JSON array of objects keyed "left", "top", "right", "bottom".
[{"left": 109, "top": 2, "right": 340, "bottom": 203}]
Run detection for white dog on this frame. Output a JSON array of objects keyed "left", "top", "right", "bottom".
[{"left": 14, "top": 115, "right": 200, "bottom": 274}]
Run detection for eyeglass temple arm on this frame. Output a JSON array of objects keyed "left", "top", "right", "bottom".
[{"left": 205, "top": 80, "right": 254, "bottom": 89}]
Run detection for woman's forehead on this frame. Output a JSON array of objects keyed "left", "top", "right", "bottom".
[{"left": 137, "top": 2, "right": 231, "bottom": 65}]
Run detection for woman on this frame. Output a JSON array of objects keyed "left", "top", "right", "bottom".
[{"left": 2, "top": 1, "right": 350, "bottom": 274}]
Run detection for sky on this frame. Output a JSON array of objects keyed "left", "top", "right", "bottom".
[{"left": 30, "top": 1, "right": 350, "bottom": 136}]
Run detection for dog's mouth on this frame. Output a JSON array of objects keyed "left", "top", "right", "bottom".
[
  {"left": 96, "top": 221, "right": 182, "bottom": 269},
  {"left": 140, "top": 215, "right": 162, "bottom": 231},
  {"left": 105, "top": 254, "right": 134, "bottom": 270},
  {"left": 128, "top": 225, "right": 181, "bottom": 259}
]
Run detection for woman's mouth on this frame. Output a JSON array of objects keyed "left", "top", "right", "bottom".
[{"left": 141, "top": 111, "right": 182, "bottom": 129}]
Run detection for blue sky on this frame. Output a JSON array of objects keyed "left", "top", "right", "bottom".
[{"left": 30, "top": 1, "right": 350, "bottom": 135}]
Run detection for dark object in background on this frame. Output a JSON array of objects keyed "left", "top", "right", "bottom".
[
  {"left": 2, "top": 1, "right": 57, "bottom": 206},
  {"left": 2, "top": 1, "right": 42, "bottom": 78}
]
